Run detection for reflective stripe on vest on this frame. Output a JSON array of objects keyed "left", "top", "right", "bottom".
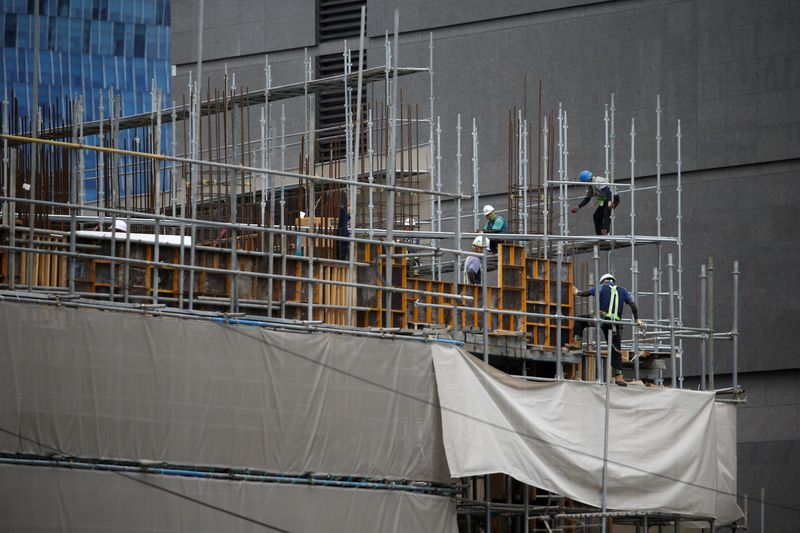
[{"left": 606, "top": 285, "right": 620, "bottom": 321}]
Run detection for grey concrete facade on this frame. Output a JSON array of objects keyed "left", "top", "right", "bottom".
[{"left": 173, "top": 0, "right": 800, "bottom": 528}]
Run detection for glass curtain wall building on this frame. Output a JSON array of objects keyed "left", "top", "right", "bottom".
[{"left": 1, "top": 0, "right": 172, "bottom": 202}]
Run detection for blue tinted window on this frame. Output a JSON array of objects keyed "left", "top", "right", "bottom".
[
  {"left": 9, "top": 0, "right": 28, "bottom": 14},
  {"left": 57, "top": 0, "right": 69, "bottom": 17},
  {"left": 112, "top": 21, "right": 123, "bottom": 55},
  {"left": 67, "top": 17, "right": 81, "bottom": 50},
  {"left": 142, "top": 0, "right": 156, "bottom": 25},
  {"left": 133, "top": 23, "right": 145, "bottom": 57},
  {"left": 91, "top": 0, "right": 108, "bottom": 20},
  {"left": 4, "top": 14, "right": 17, "bottom": 47},
  {"left": 16, "top": 15, "right": 31, "bottom": 48},
  {"left": 108, "top": 0, "right": 122, "bottom": 22}
]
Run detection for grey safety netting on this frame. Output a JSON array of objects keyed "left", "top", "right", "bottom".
[
  {"left": 431, "top": 345, "right": 743, "bottom": 525},
  {"left": 0, "top": 301, "right": 450, "bottom": 483},
  {"left": 0, "top": 464, "right": 457, "bottom": 532}
]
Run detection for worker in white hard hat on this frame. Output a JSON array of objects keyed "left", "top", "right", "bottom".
[
  {"left": 481, "top": 204, "right": 508, "bottom": 253},
  {"left": 568, "top": 273, "right": 646, "bottom": 386},
  {"left": 463, "top": 236, "right": 489, "bottom": 285}
]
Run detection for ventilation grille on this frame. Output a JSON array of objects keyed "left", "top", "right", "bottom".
[
  {"left": 318, "top": 0, "right": 366, "bottom": 42},
  {"left": 316, "top": 52, "right": 365, "bottom": 162}
]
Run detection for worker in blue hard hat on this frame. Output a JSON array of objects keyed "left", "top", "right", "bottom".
[{"left": 570, "top": 170, "right": 621, "bottom": 235}]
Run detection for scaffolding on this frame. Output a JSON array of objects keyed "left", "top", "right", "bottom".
[{"left": 0, "top": 9, "right": 745, "bottom": 533}]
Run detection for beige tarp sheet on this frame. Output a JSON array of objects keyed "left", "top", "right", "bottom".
[
  {"left": 0, "top": 464, "right": 457, "bottom": 532},
  {"left": 432, "top": 345, "right": 743, "bottom": 525},
  {"left": 0, "top": 301, "right": 450, "bottom": 483}
]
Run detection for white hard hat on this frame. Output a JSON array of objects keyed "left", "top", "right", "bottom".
[
  {"left": 482, "top": 205, "right": 495, "bottom": 216},
  {"left": 114, "top": 219, "right": 127, "bottom": 232},
  {"left": 472, "top": 236, "right": 489, "bottom": 248},
  {"left": 599, "top": 273, "right": 616, "bottom": 284}
]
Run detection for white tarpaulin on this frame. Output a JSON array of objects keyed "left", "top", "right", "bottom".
[{"left": 432, "top": 345, "right": 743, "bottom": 525}]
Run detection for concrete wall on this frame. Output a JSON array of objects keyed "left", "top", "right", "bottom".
[{"left": 172, "top": 0, "right": 800, "bottom": 528}]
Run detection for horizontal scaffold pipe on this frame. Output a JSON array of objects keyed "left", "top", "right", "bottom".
[
  {"left": 0, "top": 290, "right": 465, "bottom": 344},
  {"left": 461, "top": 232, "right": 679, "bottom": 244},
  {"left": 1, "top": 197, "right": 485, "bottom": 259},
  {"left": 0, "top": 134, "right": 470, "bottom": 200},
  {"left": 0, "top": 243, "right": 471, "bottom": 303},
  {"left": 0, "top": 455, "right": 458, "bottom": 495},
  {"left": 414, "top": 299, "right": 684, "bottom": 335}
]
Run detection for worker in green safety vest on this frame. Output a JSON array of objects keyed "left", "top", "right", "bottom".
[
  {"left": 567, "top": 273, "right": 646, "bottom": 386},
  {"left": 569, "top": 170, "right": 621, "bottom": 235}
]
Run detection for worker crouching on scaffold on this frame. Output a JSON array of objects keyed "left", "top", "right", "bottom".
[
  {"left": 569, "top": 170, "right": 620, "bottom": 236},
  {"left": 568, "top": 273, "right": 646, "bottom": 386}
]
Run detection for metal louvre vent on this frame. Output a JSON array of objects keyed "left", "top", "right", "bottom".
[
  {"left": 317, "top": 0, "right": 366, "bottom": 42},
  {"left": 316, "top": 52, "right": 364, "bottom": 162}
]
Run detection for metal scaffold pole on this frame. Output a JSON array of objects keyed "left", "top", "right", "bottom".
[
  {"left": 708, "top": 256, "right": 715, "bottom": 390},
  {"left": 264, "top": 55, "right": 274, "bottom": 316},
  {"left": 384, "top": 11, "right": 399, "bottom": 329},
  {"left": 348, "top": 7, "right": 366, "bottom": 326},
  {"left": 700, "top": 264, "right": 708, "bottom": 390},
  {"left": 436, "top": 116, "right": 443, "bottom": 281},
  {"left": 668, "top": 253, "right": 677, "bottom": 388},
  {"left": 453, "top": 114, "right": 462, "bottom": 333},
  {"left": 733, "top": 260, "right": 740, "bottom": 391},
  {"left": 472, "top": 119, "right": 479, "bottom": 232},
  {"left": 542, "top": 115, "right": 549, "bottom": 259},
  {"left": 633, "top": 259, "right": 640, "bottom": 381},
  {"left": 629, "top": 118, "right": 636, "bottom": 285}
]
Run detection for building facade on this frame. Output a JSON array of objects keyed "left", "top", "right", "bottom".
[
  {"left": 1, "top": 0, "right": 172, "bottom": 201},
  {"left": 172, "top": 1, "right": 800, "bottom": 528}
]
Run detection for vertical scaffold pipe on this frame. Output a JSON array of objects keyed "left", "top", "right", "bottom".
[
  {"left": 633, "top": 259, "right": 640, "bottom": 381},
  {"left": 28, "top": 0, "right": 40, "bottom": 292},
  {"left": 436, "top": 116, "right": 443, "bottom": 281},
  {"left": 700, "top": 264, "right": 707, "bottom": 390},
  {"left": 348, "top": 8, "right": 366, "bottom": 326},
  {"left": 542, "top": 116, "right": 549, "bottom": 259},
  {"left": 384, "top": 11, "right": 399, "bottom": 329},
  {"left": 452, "top": 115, "right": 462, "bottom": 333},
  {"left": 557, "top": 104, "right": 564, "bottom": 237},
  {"left": 563, "top": 110, "right": 569, "bottom": 237},
  {"left": 629, "top": 118, "right": 636, "bottom": 286},
  {"left": 556, "top": 241, "right": 564, "bottom": 380},
  {"left": 472, "top": 119, "right": 479, "bottom": 232},
  {"left": 668, "top": 253, "right": 677, "bottom": 388},
  {"left": 708, "top": 256, "right": 715, "bottom": 390},
  {"left": 733, "top": 260, "right": 740, "bottom": 392},
  {"left": 593, "top": 246, "right": 602, "bottom": 382},
  {"left": 279, "top": 105, "right": 287, "bottom": 319}
]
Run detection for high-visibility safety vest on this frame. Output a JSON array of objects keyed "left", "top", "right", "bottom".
[
  {"left": 603, "top": 285, "right": 621, "bottom": 320},
  {"left": 591, "top": 176, "right": 615, "bottom": 206}
]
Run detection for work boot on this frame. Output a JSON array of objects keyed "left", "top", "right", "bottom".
[
  {"left": 600, "top": 228, "right": 609, "bottom": 236},
  {"left": 614, "top": 374, "right": 628, "bottom": 387}
]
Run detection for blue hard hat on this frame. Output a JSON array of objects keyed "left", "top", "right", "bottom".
[{"left": 579, "top": 170, "right": 592, "bottom": 183}]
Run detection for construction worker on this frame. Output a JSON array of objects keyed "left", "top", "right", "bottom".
[
  {"left": 568, "top": 273, "right": 646, "bottom": 386},
  {"left": 481, "top": 205, "right": 508, "bottom": 253},
  {"left": 463, "top": 236, "right": 489, "bottom": 285},
  {"left": 569, "top": 170, "right": 620, "bottom": 235}
]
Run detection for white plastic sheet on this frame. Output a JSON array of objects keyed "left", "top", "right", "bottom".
[{"left": 432, "top": 345, "right": 743, "bottom": 524}]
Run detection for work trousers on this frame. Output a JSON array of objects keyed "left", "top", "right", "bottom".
[
  {"left": 592, "top": 194, "right": 621, "bottom": 235},
  {"left": 574, "top": 316, "right": 624, "bottom": 373}
]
